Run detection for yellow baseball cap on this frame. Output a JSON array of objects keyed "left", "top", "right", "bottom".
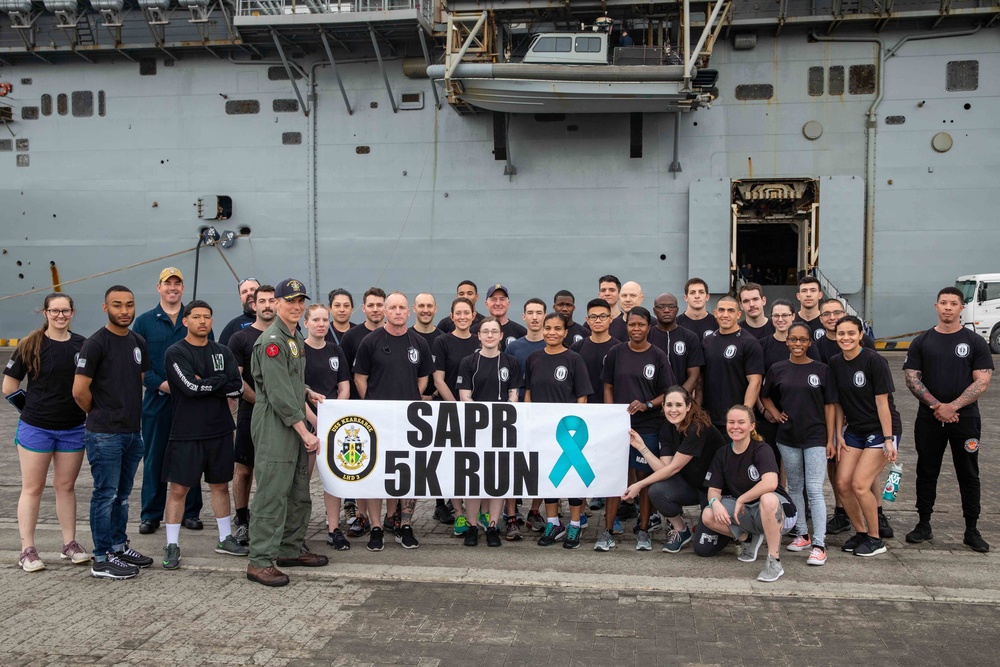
[{"left": 159, "top": 267, "right": 184, "bottom": 283}]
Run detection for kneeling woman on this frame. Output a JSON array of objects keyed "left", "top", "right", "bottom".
[
  {"left": 622, "top": 387, "right": 725, "bottom": 554},
  {"left": 699, "top": 405, "right": 798, "bottom": 582}
]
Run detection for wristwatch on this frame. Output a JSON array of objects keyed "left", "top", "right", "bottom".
[{"left": 645, "top": 401, "right": 654, "bottom": 411}]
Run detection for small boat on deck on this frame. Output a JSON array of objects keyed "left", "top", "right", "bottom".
[{"left": 427, "top": 30, "right": 719, "bottom": 115}]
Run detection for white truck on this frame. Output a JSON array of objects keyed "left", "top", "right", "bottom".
[{"left": 956, "top": 273, "right": 1000, "bottom": 353}]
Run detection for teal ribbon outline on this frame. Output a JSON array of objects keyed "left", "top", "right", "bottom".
[{"left": 549, "top": 416, "right": 595, "bottom": 487}]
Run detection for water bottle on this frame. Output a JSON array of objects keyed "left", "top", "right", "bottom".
[{"left": 882, "top": 463, "right": 903, "bottom": 502}]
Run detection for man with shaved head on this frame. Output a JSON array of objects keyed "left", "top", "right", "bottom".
[
  {"left": 648, "top": 292, "right": 703, "bottom": 395},
  {"left": 353, "top": 292, "right": 435, "bottom": 552},
  {"left": 609, "top": 281, "right": 644, "bottom": 342}
]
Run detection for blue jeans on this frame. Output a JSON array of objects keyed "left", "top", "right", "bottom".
[
  {"left": 776, "top": 442, "right": 828, "bottom": 547},
  {"left": 85, "top": 431, "right": 144, "bottom": 558}
]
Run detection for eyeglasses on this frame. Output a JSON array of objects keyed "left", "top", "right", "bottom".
[
  {"left": 653, "top": 304, "right": 679, "bottom": 310},
  {"left": 821, "top": 310, "right": 846, "bottom": 318},
  {"left": 45, "top": 309, "right": 72, "bottom": 316},
  {"left": 586, "top": 314, "right": 611, "bottom": 321},
  {"left": 787, "top": 337, "right": 812, "bottom": 344},
  {"left": 238, "top": 277, "right": 259, "bottom": 287},
  {"left": 771, "top": 313, "right": 793, "bottom": 319}
]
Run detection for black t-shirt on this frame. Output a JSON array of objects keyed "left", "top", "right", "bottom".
[
  {"left": 411, "top": 326, "right": 444, "bottom": 356},
  {"left": 761, "top": 360, "right": 838, "bottom": 448},
  {"left": 353, "top": 330, "right": 435, "bottom": 400},
  {"left": 701, "top": 329, "right": 764, "bottom": 426},
  {"left": 4, "top": 333, "right": 87, "bottom": 430},
  {"left": 903, "top": 327, "right": 994, "bottom": 418},
  {"left": 339, "top": 323, "right": 380, "bottom": 399},
  {"left": 164, "top": 339, "right": 242, "bottom": 440},
  {"left": 794, "top": 314, "right": 825, "bottom": 340},
  {"left": 524, "top": 349, "right": 593, "bottom": 403},
  {"left": 601, "top": 344, "right": 674, "bottom": 432},
  {"left": 498, "top": 320, "right": 528, "bottom": 351},
  {"left": 648, "top": 326, "right": 705, "bottom": 386},
  {"left": 760, "top": 335, "right": 822, "bottom": 373},
  {"left": 829, "top": 348, "right": 902, "bottom": 436},
  {"left": 325, "top": 321, "right": 357, "bottom": 346},
  {"left": 608, "top": 316, "right": 629, "bottom": 342},
  {"left": 570, "top": 337, "right": 620, "bottom": 403},
  {"left": 814, "top": 332, "right": 875, "bottom": 365},
  {"left": 677, "top": 313, "right": 718, "bottom": 340},
  {"left": 659, "top": 420, "right": 726, "bottom": 489},
  {"left": 219, "top": 312, "right": 255, "bottom": 346},
  {"left": 706, "top": 439, "right": 780, "bottom": 498},
  {"left": 304, "top": 341, "right": 351, "bottom": 399},
  {"left": 742, "top": 320, "right": 775, "bottom": 341},
  {"left": 438, "top": 312, "right": 486, "bottom": 335},
  {"left": 75, "top": 327, "right": 150, "bottom": 433},
  {"left": 432, "top": 334, "right": 481, "bottom": 396},
  {"left": 227, "top": 326, "right": 264, "bottom": 419},
  {"left": 564, "top": 322, "right": 589, "bottom": 348},
  {"left": 456, "top": 351, "right": 523, "bottom": 402}
]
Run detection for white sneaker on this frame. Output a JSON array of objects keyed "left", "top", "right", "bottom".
[{"left": 757, "top": 554, "right": 784, "bottom": 582}]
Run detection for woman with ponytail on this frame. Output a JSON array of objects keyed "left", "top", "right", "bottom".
[
  {"left": 698, "top": 405, "right": 798, "bottom": 582},
  {"left": 2, "top": 293, "right": 89, "bottom": 572}
]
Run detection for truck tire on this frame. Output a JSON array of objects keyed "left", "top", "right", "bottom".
[{"left": 991, "top": 325, "right": 1000, "bottom": 355}]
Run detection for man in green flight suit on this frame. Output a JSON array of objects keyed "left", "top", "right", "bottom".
[{"left": 246, "top": 278, "right": 329, "bottom": 587}]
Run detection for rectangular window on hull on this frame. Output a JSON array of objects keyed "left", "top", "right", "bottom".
[
  {"left": 828, "top": 66, "right": 845, "bottom": 95},
  {"left": 808, "top": 66, "right": 824, "bottom": 96},
  {"left": 946, "top": 60, "right": 978, "bottom": 91},
  {"left": 849, "top": 64, "right": 876, "bottom": 95},
  {"left": 72, "top": 91, "right": 93, "bottom": 117},
  {"left": 735, "top": 84, "right": 773, "bottom": 100}
]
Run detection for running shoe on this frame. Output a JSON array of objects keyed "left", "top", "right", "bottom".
[
  {"left": 634, "top": 514, "right": 663, "bottom": 533},
  {"left": 635, "top": 529, "right": 652, "bottom": 551},
  {"left": 563, "top": 524, "right": 581, "bottom": 549},
  {"left": 611, "top": 517, "right": 624, "bottom": 535},
  {"left": 787, "top": 534, "right": 811, "bottom": 552},
  {"left": 384, "top": 512, "right": 401, "bottom": 536},
  {"left": 905, "top": 521, "right": 933, "bottom": 544},
  {"left": 806, "top": 545, "right": 827, "bottom": 566},
  {"left": 537, "top": 521, "right": 566, "bottom": 546},
  {"left": 367, "top": 526, "right": 385, "bottom": 552},
  {"left": 526, "top": 510, "right": 546, "bottom": 533},
  {"left": 486, "top": 526, "right": 502, "bottom": 547},
  {"left": 841, "top": 532, "right": 867, "bottom": 553},
  {"left": 453, "top": 515, "right": 470, "bottom": 537},
  {"left": 216, "top": 535, "right": 249, "bottom": 556},
  {"left": 964, "top": 528, "right": 990, "bottom": 553},
  {"left": 757, "top": 554, "right": 784, "bottom": 582},
  {"left": 662, "top": 526, "right": 692, "bottom": 554},
  {"left": 348, "top": 514, "right": 371, "bottom": 538},
  {"left": 18, "top": 546, "right": 45, "bottom": 572},
  {"left": 594, "top": 529, "right": 616, "bottom": 552},
  {"left": 396, "top": 525, "right": 420, "bottom": 549},
  {"left": 736, "top": 533, "right": 764, "bottom": 562},
  {"left": 588, "top": 498, "right": 605, "bottom": 511},
  {"left": 463, "top": 526, "right": 480, "bottom": 547},
  {"left": 826, "top": 508, "right": 851, "bottom": 535},
  {"left": 162, "top": 543, "right": 181, "bottom": 569},
  {"left": 854, "top": 535, "right": 887, "bottom": 557},
  {"left": 116, "top": 543, "right": 153, "bottom": 568},
  {"left": 504, "top": 516, "right": 523, "bottom": 541},
  {"left": 579, "top": 513, "right": 588, "bottom": 530},
  {"left": 433, "top": 502, "right": 456, "bottom": 525},
  {"left": 878, "top": 511, "right": 894, "bottom": 539},
  {"left": 617, "top": 501, "right": 638, "bottom": 520},
  {"left": 477, "top": 512, "right": 490, "bottom": 530},
  {"left": 91, "top": 553, "right": 138, "bottom": 579},
  {"left": 61, "top": 540, "right": 90, "bottom": 565},
  {"left": 327, "top": 528, "right": 351, "bottom": 551},
  {"left": 344, "top": 502, "right": 358, "bottom": 527},
  {"left": 233, "top": 522, "right": 250, "bottom": 547}
]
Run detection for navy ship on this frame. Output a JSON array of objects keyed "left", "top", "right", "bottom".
[{"left": 0, "top": 0, "right": 997, "bottom": 337}]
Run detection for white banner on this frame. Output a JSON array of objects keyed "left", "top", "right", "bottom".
[{"left": 316, "top": 400, "right": 630, "bottom": 499}]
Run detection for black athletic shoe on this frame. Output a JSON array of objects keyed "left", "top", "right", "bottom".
[
  {"left": 433, "top": 504, "right": 455, "bottom": 525},
  {"left": 138, "top": 519, "right": 160, "bottom": 535},
  {"left": 396, "top": 525, "right": 420, "bottom": 549},
  {"left": 327, "top": 528, "right": 351, "bottom": 551},
  {"left": 826, "top": 509, "right": 852, "bottom": 535},
  {"left": 854, "top": 535, "right": 887, "bottom": 557},
  {"left": 905, "top": 521, "right": 933, "bottom": 544},
  {"left": 367, "top": 527, "right": 385, "bottom": 552},
  {"left": 964, "top": 528, "right": 990, "bottom": 553},
  {"left": 878, "top": 512, "right": 894, "bottom": 539},
  {"left": 91, "top": 553, "right": 139, "bottom": 580},
  {"left": 616, "top": 501, "right": 638, "bottom": 521},
  {"left": 384, "top": 513, "right": 401, "bottom": 536},
  {"left": 463, "top": 526, "right": 479, "bottom": 547},
  {"left": 841, "top": 532, "right": 867, "bottom": 553},
  {"left": 486, "top": 526, "right": 502, "bottom": 547},
  {"left": 116, "top": 543, "right": 153, "bottom": 568}
]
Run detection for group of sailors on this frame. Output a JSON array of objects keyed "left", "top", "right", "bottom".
[{"left": 4, "top": 270, "right": 993, "bottom": 586}]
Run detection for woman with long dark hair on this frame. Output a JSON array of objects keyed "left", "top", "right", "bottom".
[{"left": 3, "top": 293, "right": 89, "bottom": 572}]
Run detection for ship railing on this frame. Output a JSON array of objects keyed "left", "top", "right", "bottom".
[
  {"left": 811, "top": 267, "right": 875, "bottom": 337},
  {"left": 236, "top": 0, "right": 419, "bottom": 16}
]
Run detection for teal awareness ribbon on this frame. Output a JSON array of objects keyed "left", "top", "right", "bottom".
[{"left": 549, "top": 416, "right": 595, "bottom": 487}]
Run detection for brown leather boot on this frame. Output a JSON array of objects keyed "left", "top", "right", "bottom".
[
  {"left": 246, "top": 564, "right": 290, "bottom": 587},
  {"left": 275, "top": 551, "right": 329, "bottom": 567}
]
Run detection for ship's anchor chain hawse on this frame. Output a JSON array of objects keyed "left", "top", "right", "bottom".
[{"left": 0, "top": 230, "right": 249, "bottom": 304}]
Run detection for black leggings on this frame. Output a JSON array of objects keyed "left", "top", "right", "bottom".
[
  {"left": 647, "top": 476, "right": 706, "bottom": 518},
  {"left": 544, "top": 498, "right": 583, "bottom": 506}
]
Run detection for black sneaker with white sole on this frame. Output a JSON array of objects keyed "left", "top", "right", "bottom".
[
  {"left": 854, "top": 535, "right": 887, "bottom": 557},
  {"left": 116, "top": 543, "right": 154, "bottom": 568},
  {"left": 91, "top": 553, "right": 140, "bottom": 579},
  {"left": 841, "top": 532, "right": 867, "bottom": 553},
  {"left": 396, "top": 525, "right": 420, "bottom": 549}
]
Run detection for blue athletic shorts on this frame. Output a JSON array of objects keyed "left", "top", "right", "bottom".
[
  {"left": 844, "top": 430, "right": 900, "bottom": 451},
  {"left": 15, "top": 421, "right": 86, "bottom": 453}
]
